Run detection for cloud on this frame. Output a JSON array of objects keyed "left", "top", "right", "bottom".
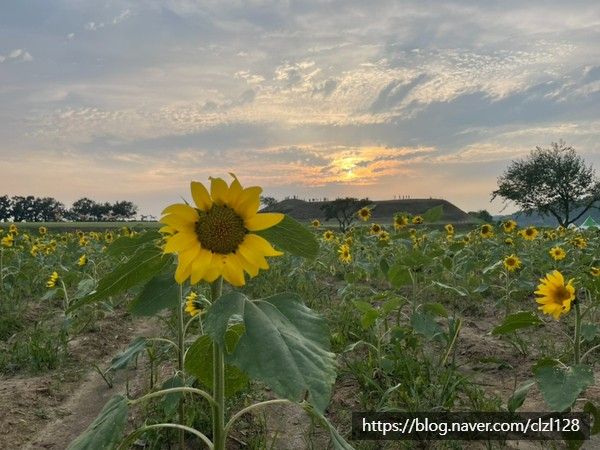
[{"left": 0, "top": 48, "right": 33, "bottom": 63}]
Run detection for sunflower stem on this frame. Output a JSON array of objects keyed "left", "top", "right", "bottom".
[
  {"left": 177, "top": 284, "right": 186, "bottom": 450},
  {"left": 210, "top": 277, "right": 225, "bottom": 450},
  {"left": 574, "top": 301, "right": 582, "bottom": 365}
]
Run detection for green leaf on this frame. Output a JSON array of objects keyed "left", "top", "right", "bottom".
[
  {"left": 184, "top": 333, "right": 248, "bottom": 398},
  {"left": 411, "top": 312, "right": 443, "bottom": 341},
  {"left": 423, "top": 302, "right": 448, "bottom": 318},
  {"left": 381, "top": 297, "right": 404, "bottom": 315},
  {"left": 255, "top": 214, "right": 319, "bottom": 259},
  {"left": 68, "top": 246, "right": 173, "bottom": 312},
  {"left": 360, "top": 309, "right": 379, "bottom": 329},
  {"left": 387, "top": 264, "right": 411, "bottom": 288},
  {"left": 534, "top": 364, "right": 594, "bottom": 411},
  {"left": 161, "top": 375, "right": 185, "bottom": 416},
  {"left": 206, "top": 292, "right": 336, "bottom": 412},
  {"left": 129, "top": 271, "right": 179, "bottom": 316},
  {"left": 302, "top": 403, "right": 354, "bottom": 450},
  {"left": 74, "top": 278, "right": 96, "bottom": 300},
  {"left": 507, "top": 380, "right": 535, "bottom": 412},
  {"left": 379, "top": 257, "right": 389, "bottom": 276},
  {"left": 107, "top": 230, "right": 162, "bottom": 257},
  {"left": 581, "top": 324, "right": 599, "bottom": 342},
  {"left": 108, "top": 337, "right": 146, "bottom": 371},
  {"left": 492, "top": 311, "right": 543, "bottom": 335},
  {"left": 204, "top": 291, "right": 246, "bottom": 348},
  {"left": 67, "top": 395, "right": 128, "bottom": 450},
  {"left": 352, "top": 300, "right": 375, "bottom": 314},
  {"left": 422, "top": 205, "right": 443, "bottom": 223},
  {"left": 432, "top": 281, "right": 468, "bottom": 297}
]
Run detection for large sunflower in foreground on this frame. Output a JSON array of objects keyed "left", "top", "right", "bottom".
[
  {"left": 160, "top": 175, "right": 284, "bottom": 286},
  {"left": 535, "top": 270, "right": 575, "bottom": 320}
]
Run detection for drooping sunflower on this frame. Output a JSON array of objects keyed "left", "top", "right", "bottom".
[
  {"left": 311, "top": 219, "right": 321, "bottom": 228},
  {"left": 46, "top": 271, "right": 59, "bottom": 289},
  {"left": 394, "top": 215, "right": 409, "bottom": 230},
  {"left": 445, "top": 224, "right": 454, "bottom": 235},
  {"left": 338, "top": 244, "right": 352, "bottom": 263},
  {"left": 549, "top": 246, "right": 566, "bottom": 261},
  {"left": 502, "top": 220, "right": 517, "bottom": 233},
  {"left": 412, "top": 215, "right": 424, "bottom": 225},
  {"left": 184, "top": 291, "right": 203, "bottom": 317},
  {"left": 591, "top": 267, "right": 600, "bottom": 277},
  {"left": 78, "top": 254, "right": 88, "bottom": 267},
  {"left": 160, "top": 174, "right": 284, "bottom": 287},
  {"left": 480, "top": 224, "right": 494, "bottom": 238},
  {"left": 357, "top": 207, "right": 372, "bottom": 222},
  {"left": 323, "top": 230, "right": 335, "bottom": 241},
  {"left": 535, "top": 270, "right": 575, "bottom": 320},
  {"left": 503, "top": 254, "right": 522, "bottom": 272},
  {"left": 520, "top": 226, "right": 538, "bottom": 241}
]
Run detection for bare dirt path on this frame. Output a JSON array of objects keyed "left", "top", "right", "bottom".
[{"left": 0, "top": 314, "right": 160, "bottom": 450}]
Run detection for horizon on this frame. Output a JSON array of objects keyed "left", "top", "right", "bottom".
[{"left": 1, "top": 1, "right": 600, "bottom": 217}]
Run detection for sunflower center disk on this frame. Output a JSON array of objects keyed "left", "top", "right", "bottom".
[
  {"left": 553, "top": 286, "right": 572, "bottom": 303},
  {"left": 195, "top": 205, "right": 247, "bottom": 254}
]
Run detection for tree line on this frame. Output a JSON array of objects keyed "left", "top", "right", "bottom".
[{"left": 0, "top": 195, "right": 138, "bottom": 222}]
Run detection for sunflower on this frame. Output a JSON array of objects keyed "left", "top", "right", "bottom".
[
  {"left": 535, "top": 270, "right": 575, "bottom": 320},
  {"left": 502, "top": 220, "right": 517, "bottom": 233},
  {"left": 571, "top": 237, "right": 587, "bottom": 249},
  {"left": 46, "top": 271, "right": 59, "bottom": 289},
  {"left": 412, "top": 215, "right": 424, "bottom": 225},
  {"left": 160, "top": 174, "right": 284, "bottom": 287},
  {"left": 323, "top": 230, "right": 335, "bottom": 241},
  {"left": 445, "top": 224, "right": 454, "bottom": 235},
  {"left": 1, "top": 234, "right": 14, "bottom": 247},
  {"left": 480, "top": 224, "right": 494, "bottom": 238},
  {"left": 338, "top": 244, "right": 352, "bottom": 263},
  {"left": 394, "top": 215, "right": 409, "bottom": 230},
  {"left": 504, "top": 237, "right": 514, "bottom": 246},
  {"left": 357, "top": 207, "right": 372, "bottom": 222},
  {"left": 379, "top": 230, "right": 390, "bottom": 242},
  {"left": 39, "top": 226, "right": 47, "bottom": 236},
  {"left": 9, "top": 224, "right": 18, "bottom": 235},
  {"left": 78, "top": 254, "right": 88, "bottom": 267},
  {"left": 591, "top": 267, "right": 600, "bottom": 277},
  {"left": 549, "top": 246, "right": 566, "bottom": 261},
  {"left": 311, "top": 219, "right": 321, "bottom": 228},
  {"left": 184, "top": 291, "right": 203, "bottom": 317},
  {"left": 462, "top": 235, "right": 471, "bottom": 244},
  {"left": 503, "top": 254, "right": 522, "bottom": 272},
  {"left": 520, "top": 226, "right": 538, "bottom": 241},
  {"left": 370, "top": 223, "right": 382, "bottom": 234}
]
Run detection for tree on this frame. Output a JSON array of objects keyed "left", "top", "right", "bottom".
[
  {"left": 111, "top": 200, "right": 138, "bottom": 221},
  {"left": 468, "top": 210, "right": 494, "bottom": 223},
  {"left": 0, "top": 195, "right": 11, "bottom": 221},
  {"left": 320, "top": 197, "right": 370, "bottom": 232},
  {"left": 11, "top": 196, "right": 37, "bottom": 221},
  {"left": 70, "top": 197, "right": 97, "bottom": 221},
  {"left": 33, "top": 197, "right": 65, "bottom": 221},
  {"left": 260, "top": 195, "right": 278, "bottom": 209},
  {"left": 492, "top": 141, "right": 600, "bottom": 227}
]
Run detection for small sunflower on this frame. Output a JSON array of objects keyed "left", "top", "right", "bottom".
[
  {"left": 39, "top": 226, "right": 47, "bottom": 236},
  {"left": 535, "top": 270, "right": 575, "bottom": 320},
  {"left": 549, "top": 246, "right": 566, "bottom": 261},
  {"left": 357, "top": 207, "right": 372, "bottom": 222},
  {"left": 502, "top": 220, "right": 517, "bottom": 233},
  {"left": 78, "top": 254, "right": 88, "bottom": 267},
  {"left": 503, "top": 254, "right": 522, "bottom": 272},
  {"left": 46, "top": 271, "right": 59, "bottom": 289},
  {"left": 160, "top": 174, "right": 284, "bottom": 287},
  {"left": 338, "top": 244, "right": 352, "bottom": 263},
  {"left": 1, "top": 234, "right": 14, "bottom": 247},
  {"left": 412, "top": 215, "right": 424, "bottom": 225},
  {"left": 323, "top": 230, "right": 335, "bottom": 241},
  {"left": 311, "top": 219, "right": 321, "bottom": 228},
  {"left": 480, "top": 224, "right": 494, "bottom": 238},
  {"left": 9, "top": 224, "right": 18, "bottom": 235},
  {"left": 520, "top": 226, "right": 538, "bottom": 241},
  {"left": 504, "top": 237, "right": 514, "bottom": 246},
  {"left": 591, "top": 267, "right": 600, "bottom": 277},
  {"left": 379, "top": 230, "right": 390, "bottom": 242},
  {"left": 445, "top": 224, "right": 454, "bottom": 235},
  {"left": 571, "top": 237, "right": 587, "bottom": 249},
  {"left": 370, "top": 223, "right": 382, "bottom": 235},
  {"left": 184, "top": 291, "right": 203, "bottom": 317},
  {"left": 394, "top": 215, "right": 409, "bottom": 230}
]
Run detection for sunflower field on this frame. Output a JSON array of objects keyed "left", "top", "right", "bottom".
[{"left": 1, "top": 175, "right": 599, "bottom": 449}]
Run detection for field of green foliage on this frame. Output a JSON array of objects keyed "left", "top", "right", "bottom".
[{"left": 1, "top": 197, "right": 599, "bottom": 449}]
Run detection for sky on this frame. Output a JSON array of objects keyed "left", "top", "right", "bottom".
[{"left": 1, "top": 0, "right": 600, "bottom": 217}]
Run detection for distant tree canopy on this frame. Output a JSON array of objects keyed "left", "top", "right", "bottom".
[
  {"left": 0, "top": 195, "right": 138, "bottom": 222},
  {"left": 468, "top": 210, "right": 494, "bottom": 223},
  {"left": 260, "top": 195, "right": 278, "bottom": 208},
  {"left": 492, "top": 141, "right": 600, "bottom": 227},
  {"left": 320, "top": 197, "right": 370, "bottom": 232}
]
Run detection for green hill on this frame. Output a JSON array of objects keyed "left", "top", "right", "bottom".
[{"left": 262, "top": 198, "right": 474, "bottom": 224}]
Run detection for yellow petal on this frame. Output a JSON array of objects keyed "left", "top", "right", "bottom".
[
  {"left": 234, "top": 186, "right": 262, "bottom": 217},
  {"left": 191, "top": 181, "right": 213, "bottom": 211},
  {"left": 222, "top": 254, "right": 246, "bottom": 286},
  {"left": 237, "top": 251, "right": 260, "bottom": 277},
  {"left": 163, "top": 232, "right": 198, "bottom": 254},
  {"left": 190, "top": 249, "right": 213, "bottom": 284},
  {"left": 210, "top": 177, "right": 229, "bottom": 204},
  {"left": 243, "top": 234, "right": 283, "bottom": 257},
  {"left": 238, "top": 240, "right": 269, "bottom": 270},
  {"left": 245, "top": 212, "right": 284, "bottom": 231},
  {"left": 227, "top": 174, "right": 244, "bottom": 209},
  {"left": 161, "top": 203, "right": 198, "bottom": 223},
  {"left": 160, "top": 214, "right": 196, "bottom": 231}
]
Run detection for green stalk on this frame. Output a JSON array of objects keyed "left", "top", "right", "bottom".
[
  {"left": 177, "top": 284, "right": 186, "bottom": 449},
  {"left": 210, "top": 278, "right": 225, "bottom": 450},
  {"left": 574, "top": 301, "right": 582, "bottom": 365}
]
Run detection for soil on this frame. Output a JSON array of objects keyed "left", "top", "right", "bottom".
[{"left": 0, "top": 311, "right": 161, "bottom": 450}]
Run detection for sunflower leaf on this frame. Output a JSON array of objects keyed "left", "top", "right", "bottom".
[
  {"left": 534, "top": 364, "right": 594, "bottom": 411},
  {"left": 129, "top": 270, "right": 179, "bottom": 316},
  {"left": 492, "top": 311, "right": 543, "bottom": 335},
  {"left": 255, "top": 215, "right": 319, "bottom": 259}
]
